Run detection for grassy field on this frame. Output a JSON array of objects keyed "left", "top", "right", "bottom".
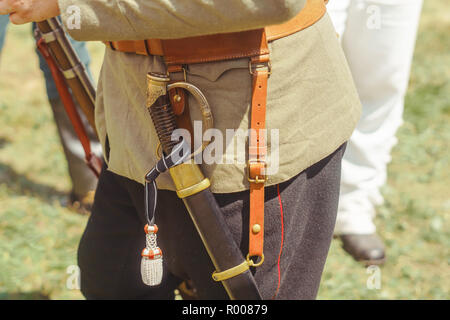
[{"left": 0, "top": 1, "right": 448, "bottom": 300}]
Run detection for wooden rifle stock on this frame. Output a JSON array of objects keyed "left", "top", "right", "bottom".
[
  {"left": 35, "top": 18, "right": 97, "bottom": 136},
  {"left": 35, "top": 18, "right": 102, "bottom": 176}
]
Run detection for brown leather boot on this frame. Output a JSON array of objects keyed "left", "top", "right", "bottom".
[{"left": 339, "top": 234, "right": 386, "bottom": 266}]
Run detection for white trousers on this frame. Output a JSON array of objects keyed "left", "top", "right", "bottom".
[{"left": 327, "top": 0, "right": 423, "bottom": 234}]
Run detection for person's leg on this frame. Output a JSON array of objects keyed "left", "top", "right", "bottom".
[
  {"left": 328, "top": 0, "right": 423, "bottom": 262},
  {"left": 0, "top": 15, "right": 9, "bottom": 53},
  {"left": 155, "top": 144, "right": 346, "bottom": 300},
  {"left": 258, "top": 143, "right": 346, "bottom": 299},
  {"left": 33, "top": 22, "right": 101, "bottom": 206},
  {"left": 78, "top": 165, "right": 181, "bottom": 299}
]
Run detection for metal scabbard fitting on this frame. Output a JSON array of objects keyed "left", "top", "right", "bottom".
[{"left": 169, "top": 163, "right": 211, "bottom": 199}]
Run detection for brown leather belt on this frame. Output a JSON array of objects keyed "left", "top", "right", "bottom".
[
  {"left": 105, "top": 0, "right": 327, "bottom": 66},
  {"left": 105, "top": 0, "right": 327, "bottom": 266}
]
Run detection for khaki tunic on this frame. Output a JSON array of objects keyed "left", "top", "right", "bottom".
[{"left": 58, "top": 0, "right": 361, "bottom": 193}]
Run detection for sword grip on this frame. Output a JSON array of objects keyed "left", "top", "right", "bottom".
[{"left": 146, "top": 73, "right": 179, "bottom": 155}]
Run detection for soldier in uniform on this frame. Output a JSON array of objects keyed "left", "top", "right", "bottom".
[{"left": 1, "top": 0, "right": 362, "bottom": 299}]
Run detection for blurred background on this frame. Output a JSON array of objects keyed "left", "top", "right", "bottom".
[{"left": 0, "top": 0, "right": 448, "bottom": 299}]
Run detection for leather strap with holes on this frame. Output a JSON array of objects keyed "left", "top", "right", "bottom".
[{"left": 248, "top": 54, "right": 270, "bottom": 260}]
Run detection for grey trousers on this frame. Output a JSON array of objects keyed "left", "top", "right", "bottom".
[{"left": 78, "top": 143, "right": 346, "bottom": 300}]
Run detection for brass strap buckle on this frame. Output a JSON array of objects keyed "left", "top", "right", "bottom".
[{"left": 247, "top": 159, "right": 268, "bottom": 184}]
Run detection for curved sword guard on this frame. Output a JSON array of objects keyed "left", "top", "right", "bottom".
[{"left": 168, "top": 82, "right": 214, "bottom": 157}]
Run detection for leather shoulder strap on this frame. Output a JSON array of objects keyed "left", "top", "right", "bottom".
[{"left": 265, "top": 0, "right": 327, "bottom": 41}]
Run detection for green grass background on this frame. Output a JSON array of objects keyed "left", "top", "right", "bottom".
[{"left": 0, "top": 0, "right": 448, "bottom": 299}]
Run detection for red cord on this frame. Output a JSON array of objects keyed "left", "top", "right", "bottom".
[{"left": 272, "top": 184, "right": 284, "bottom": 299}]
